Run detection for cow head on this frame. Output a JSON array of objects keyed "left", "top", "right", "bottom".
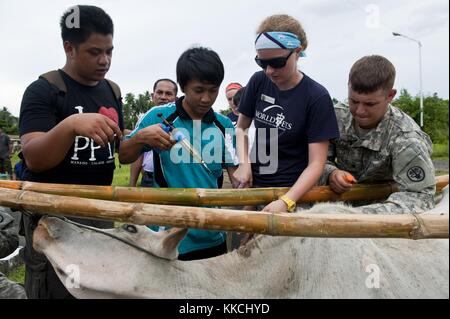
[{"left": 33, "top": 216, "right": 188, "bottom": 261}]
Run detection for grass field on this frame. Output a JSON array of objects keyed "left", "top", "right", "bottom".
[
  {"left": 112, "top": 157, "right": 131, "bottom": 186},
  {"left": 433, "top": 143, "right": 449, "bottom": 160}
]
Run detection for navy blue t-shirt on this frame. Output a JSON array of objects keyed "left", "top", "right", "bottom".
[
  {"left": 226, "top": 112, "right": 239, "bottom": 127},
  {"left": 239, "top": 71, "right": 339, "bottom": 187}
]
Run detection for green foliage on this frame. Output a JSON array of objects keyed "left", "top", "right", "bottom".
[
  {"left": 219, "top": 107, "right": 232, "bottom": 116},
  {"left": 6, "top": 264, "right": 25, "bottom": 285},
  {"left": 432, "top": 143, "right": 449, "bottom": 159},
  {"left": 392, "top": 89, "right": 449, "bottom": 144},
  {"left": 112, "top": 154, "right": 130, "bottom": 186},
  {"left": 0, "top": 107, "right": 19, "bottom": 134},
  {"left": 122, "top": 91, "right": 154, "bottom": 130}
]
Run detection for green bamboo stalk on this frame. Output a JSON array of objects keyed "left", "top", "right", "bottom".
[
  {"left": 0, "top": 187, "right": 448, "bottom": 239},
  {"left": 0, "top": 175, "right": 448, "bottom": 206}
]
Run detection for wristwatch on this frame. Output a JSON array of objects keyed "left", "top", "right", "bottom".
[{"left": 279, "top": 195, "right": 296, "bottom": 212}]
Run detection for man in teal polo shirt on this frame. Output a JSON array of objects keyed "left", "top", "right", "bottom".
[{"left": 119, "top": 47, "right": 239, "bottom": 260}]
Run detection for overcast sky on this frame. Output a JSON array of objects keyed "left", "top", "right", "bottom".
[{"left": 0, "top": 0, "right": 448, "bottom": 117}]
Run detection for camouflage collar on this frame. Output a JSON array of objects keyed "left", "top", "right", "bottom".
[{"left": 343, "top": 105, "right": 394, "bottom": 151}]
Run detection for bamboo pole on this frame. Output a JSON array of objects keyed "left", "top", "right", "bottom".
[
  {"left": 0, "top": 187, "right": 447, "bottom": 239},
  {"left": 0, "top": 175, "right": 448, "bottom": 207}
]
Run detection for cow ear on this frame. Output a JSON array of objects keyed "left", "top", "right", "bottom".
[{"left": 161, "top": 228, "right": 188, "bottom": 258}]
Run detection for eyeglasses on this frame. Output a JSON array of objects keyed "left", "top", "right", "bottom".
[{"left": 255, "top": 51, "right": 295, "bottom": 69}]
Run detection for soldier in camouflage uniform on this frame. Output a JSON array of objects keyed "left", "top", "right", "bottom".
[
  {"left": 320, "top": 55, "right": 435, "bottom": 214},
  {"left": 1, "top": 207, "right": 27, "bottom": 298}
]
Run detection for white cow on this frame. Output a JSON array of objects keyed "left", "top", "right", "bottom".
[{"left": 32, "top": 188, "right": 449, "bottom": 299}]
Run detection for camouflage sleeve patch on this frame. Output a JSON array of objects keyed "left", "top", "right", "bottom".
[
  {"left": 392, "top": 140, "right": 436, "bottom": 193},
  {"left": 358, "top": 137, "right": 436, "bottom": 214}
]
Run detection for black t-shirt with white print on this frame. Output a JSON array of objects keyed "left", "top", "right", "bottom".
[
  {"left": 19, "top": 70, "right": 124, "bottom": 185},
  {"left": 239, "top": 71, "right": 339, "bottom": 187}
]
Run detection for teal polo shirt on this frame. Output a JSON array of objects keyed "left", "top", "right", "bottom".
[{"left": 126, "top": 97, "right": 238, "bottom": 254}]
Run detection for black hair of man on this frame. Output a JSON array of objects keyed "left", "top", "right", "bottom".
[
  {"left": 232, "top": 87, "right": 245, "bottom": 107},
  {"left": 153, "top": 78, "right": 178, "bottom": 96},
  {"left": 60, "top": 5, "right": 114, "bottom": 46},
  {"left": 176, "top": 47, "right": 225, "bottom": 91}
]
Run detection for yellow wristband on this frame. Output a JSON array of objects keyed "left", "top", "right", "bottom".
[{"left": 279, "top": 195, "right": 296, "bottom": 212}]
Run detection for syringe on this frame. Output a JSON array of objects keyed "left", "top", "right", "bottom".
[{"left": 157, "top": 113, "right": 213, "bottom": 175}]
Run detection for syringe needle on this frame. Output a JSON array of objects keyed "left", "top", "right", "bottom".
[{"left": 179, "top": 139, "right": 213, "bottom": 175}]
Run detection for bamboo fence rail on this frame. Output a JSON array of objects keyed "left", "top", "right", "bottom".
[
  {"left": 0, "top": 187, "right": 447, "bottom": 239},
  {"left": 0, "top": 175, "right": 448, "bottom": 207}
]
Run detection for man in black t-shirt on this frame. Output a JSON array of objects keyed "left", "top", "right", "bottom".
[{"left": 18, "top": 5, "right": 123, "bottom": 299}]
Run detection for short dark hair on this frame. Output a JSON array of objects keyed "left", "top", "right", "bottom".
[
  {"left": 349, "top": 55, "right": 396, "bottom": 94},
  {"left": 60, "top": 5, "right": 114, "bottom": 46},
  {"left": 176, "top": 47, "right": 224, "bottom": 91},
  {"left": 153, "top": 79, "right": 178, "bottom": 95},
  {"left": 232, "top": 87, "right": 245, "bottom": 107}
]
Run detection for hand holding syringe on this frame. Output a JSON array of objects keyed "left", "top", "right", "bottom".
[{"left": 157, "top": 113, "right": 213, "bottom": 175}]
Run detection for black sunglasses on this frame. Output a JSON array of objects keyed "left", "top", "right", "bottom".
[{"left": 255, "top": 50, "right": 295, "bottom": 69}]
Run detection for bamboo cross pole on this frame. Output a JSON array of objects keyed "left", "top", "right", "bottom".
[
  {"left": 0, "top": 175, "right": 448, "bottom": 207},
  {"left": 0, "top": 187, "right": 447, "bottom": 239}
]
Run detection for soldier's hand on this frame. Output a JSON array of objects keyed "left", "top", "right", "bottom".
[
  {"left": 137, "top": 124, "right": 175, "bottom": 151},
  {"left": 329, "top": 169, "right": 355, "bottom": 194},
  {"left": 69, "top": 113, "right": 122, "bottom": 147}
]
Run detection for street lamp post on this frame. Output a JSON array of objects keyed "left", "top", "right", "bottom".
[{"left": 393, "top": 32, "right": 424, "bottom": 128}]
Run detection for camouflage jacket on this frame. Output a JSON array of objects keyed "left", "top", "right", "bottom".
[
  {"left": 0, "top": 208, "right": 19, "bottom": 258},
  {"left": 320, "top": 103, "right": 436, "bottom": 214}
]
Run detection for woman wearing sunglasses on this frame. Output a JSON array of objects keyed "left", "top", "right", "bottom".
[{"left": 234, "top": 14, "right": 340, "bottom": 213}]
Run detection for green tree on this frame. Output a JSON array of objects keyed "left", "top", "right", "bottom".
[
  {"left": 122, "top": 91, "right": 154, "bottom": 130},
  {"left": 392, "top": 89, "right": 449, "bottom": 144},
  {"left": 0, "top": 107, "right": 19, "bottom": 134}
]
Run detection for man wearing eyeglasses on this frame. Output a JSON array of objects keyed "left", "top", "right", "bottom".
[{"left": 233, "top": 14, "right": 339, "bottom": 214}]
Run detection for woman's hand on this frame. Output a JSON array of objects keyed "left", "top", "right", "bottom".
[
  {"left": 233, "top": 164, "right": 253, "bottom": 188},
  {"left": 262, "top": 199, "right": 288, "bottom": 213}
]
